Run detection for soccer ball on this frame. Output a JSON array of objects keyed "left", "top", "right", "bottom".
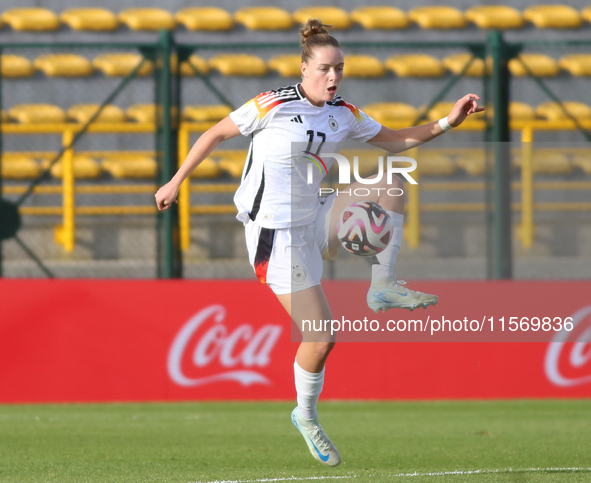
[{"left": 336, "top": 201, "right": 393, "bottom": 256}]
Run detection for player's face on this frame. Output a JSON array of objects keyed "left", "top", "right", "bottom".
[{"left": 301, "top": 47, "right": 344, "bottom": 107}]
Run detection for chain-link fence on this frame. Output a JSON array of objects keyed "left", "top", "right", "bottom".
[
  {"left": 0, "top": 38, "right": 171, "bottom": 278},
  {"left": 1, "top": 33, "right": 590, "bottom": 279}
]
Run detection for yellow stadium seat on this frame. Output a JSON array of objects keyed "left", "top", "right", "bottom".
[
  {"left": 1, "top": 55, "right": 34, "bottom": 78},
  {"left": 183, "top": 105, "right": 232, "bottom": 122},
  {"left": 583, "top": 6, "right": 591, "bottom": 24},
  {"left": 362, "top": 103, "right": 418, "bottom": 124},
  {"left": 92, "top": 53, "right": 154, "bottom": 77},
  {"left": 350, "top": 6, "right": 409, "bottom": 29},
  {"left": 216, "top": 150, "right": 248, "bottom": 178},
  {"left": 1, "top": 111, "right": 9, "bottom": 123},
  {"left": 268, "top": 54, "right": 301, "bottom": 77},
  {"left": 415, "top": 150, "right": 457, "bottom": 176},
  {"left": 47, "top": 156, "right": 103, "bottom": 179},
  {"left": 190, "top": 158, "right": 221, "bottom": 179},
  {"left": 1, "top": 156, "right": 41, "bottom": 180},
  {"left": 60, "top": 8, "right": 119, "bottom": 31},
  {"left": 125, "top": 105, "right": 178, "bottom": 123},
  {"left": 34, "top": 54, "right": 93, "bottom": 77},
  {"left": 523, "top": 5, "right": 581, "bottom": 29},
  {"left": 343, "top": 55, "right": 385, "bottom": 78},
  {"left": 385, "top": 54, "right": 444, "bottom": 77},
  {"left": 443, "top": 53, "right": 492, "bottom": 77},
  {"left": 175, "top": 7, "right": 233, "bottom": 31},
  {"left": 509, "top": 102, "right": 537, "bottom": 121},
  {"left": 118, "top": 8, "right": 176, "bottom": 31},
  {"left": 9, "top": 104, "right": 66, "bottom": 124},
  {"left": 465, "top": 6, "right": 524, "bottom": 29},
  {"left": 126, "top": 105, "right": 155, "bottom": 123},
  {"left": 102, "top": 157, "right": 157, "bottom": 179},
  {"left": 454, "top": 149, "right": 490, "bottom": 176},
  {"left": 235, "top": 7, "right": 293, "bottom": 30},
  {"left": 2, "top": 8, "right": 61, "bottom": 31},
  {"left": 535, "top": 101, "right": 591, "bottom": 121},
  {"left": 67, "top": 104, "right": 126, "bottom": 124},
  {"left": 293, "top": 7, "right": 351, "bottom": 29},
  {"left": 208, "top": 54, "right": 267, "bottom": 76},
  {"left": 513, "top": 151, "right": 573, "bottom": 175},
  {"left": 408, "top": 6, "right": 466, "bottom": 29},
  {"left": 559, "top": 54, "right": 591, "bottom": 76},
  {"left": 173, "top": 54, "right": 210, "bottom": 76},
  {"left": 572, "top": 153, "right": 591, "bottom": 174},
  {"left": 508, "top": 54, "right": 560, "bottom": 77}
]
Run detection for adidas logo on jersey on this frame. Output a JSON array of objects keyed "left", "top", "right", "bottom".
[{"left": 290, "top": 115, "right": 303, "bottom": 123}]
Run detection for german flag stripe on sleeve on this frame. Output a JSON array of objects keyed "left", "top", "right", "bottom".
[
  {"left": 329, "top": 96, "right": 364, "bottom": 122},
  {"left": 253, "top": 86, "right": 301, "bottom": 119}
]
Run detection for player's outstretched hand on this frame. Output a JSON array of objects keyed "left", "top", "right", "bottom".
[
  {"left": 447, "top": 94, "right": 486, "bottom": 127},
  {"left": 155, "top": 182, "right": 179, "bottom": 211}
]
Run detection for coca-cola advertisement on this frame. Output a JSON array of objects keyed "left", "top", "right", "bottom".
[{"left": 0, "top": 279, "right": 590, "bottom": 403}]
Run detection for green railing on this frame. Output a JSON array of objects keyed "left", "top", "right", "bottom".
[{"left": 1, "top": 32, "right": 590, "bottom": 279}]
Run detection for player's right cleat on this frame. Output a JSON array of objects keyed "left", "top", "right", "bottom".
[
  {"left": 367, "top": 279, "right": 438, "bottom": 313},
  {"left": 291, "top": 407, "right": 341, "bottom": 467}
]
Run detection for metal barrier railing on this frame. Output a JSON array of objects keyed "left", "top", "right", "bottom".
[
  {"left": 4, "top": 118, "right": 590, "bottom": 253},
  {"left": 2, "top": 33, "right": 591, "bottom": 278}
]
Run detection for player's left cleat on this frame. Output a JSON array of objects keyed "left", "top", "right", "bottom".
[
  {"left": 367, "top": 279, "right": 438, "bottom": 313},
  {"left": 291, "top": 407, "right": 341, "bottom": 467}
]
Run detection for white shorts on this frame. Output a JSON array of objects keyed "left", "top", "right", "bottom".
[{"left": 244, "top": 195, "right": 336, "bottom": 295}]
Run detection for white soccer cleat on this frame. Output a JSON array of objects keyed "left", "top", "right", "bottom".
[
  {"left": 291, "top": 407, "right": 341, "bottom": 467},
  {"left": 367, "top": 279, "right": 438, "bottom": 313}
]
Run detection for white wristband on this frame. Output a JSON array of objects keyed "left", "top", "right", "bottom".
[{"left": 438, "top": 116, "right": 453, "bottom": 132}]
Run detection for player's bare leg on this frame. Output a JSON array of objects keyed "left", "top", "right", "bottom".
[
  {"left": 277, "top": 287, "right": 341, "bottom": 467},
  {"left": 328, "top": 174, "right": 438, "bottom": 312}
]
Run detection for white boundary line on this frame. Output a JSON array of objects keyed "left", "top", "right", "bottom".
[{"left": 188, "top": 467, "right": 591, "bottom": 483}]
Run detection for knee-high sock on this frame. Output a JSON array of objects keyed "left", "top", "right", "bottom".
[
  {"left": 294, "top": 360, "right": 325, "bottom": 421},
  {"left": 371, "top": 211, "right": 404, "bottom": 284}
]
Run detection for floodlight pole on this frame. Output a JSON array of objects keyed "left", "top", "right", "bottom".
[{"left": 489, "top": 31, "right": 513, "bottom": 279}]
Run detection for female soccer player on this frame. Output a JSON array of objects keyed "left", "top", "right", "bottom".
[{"left": 156, "top": 19, "right": 484, "bottom": 467}]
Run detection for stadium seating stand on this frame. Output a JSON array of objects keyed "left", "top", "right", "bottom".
[
  {"left": 175, "top": 7, "right": 234, "bottom": 31},
  {"left": 234, "top": 7, "right": 293, "bottom": 30},
  {"left": 60, "top": 8, "right": 120, "bottom": 31},
  {"left": 350, "top": 6, "right": 409, "bottom": 29},
  {"left": 408, "top": 6, "right": 466, "bottom": 29},
  {"left": 292, "top": 7, "right": 351, "bottom": 29},
  {"left": 2, "top": 8, "right": 61, "bottom": 31},
  {"left": 118, "top": 8, "right": 176, "bottom": 31},
  {"left": 464, "top": 5, "right": 524, "bottom": 29},
  {"left": 385, "top": 54, "right": 445, "bottom": 77},
  {"left": 523, "top": 5, "right": 582, "bottom": 29}
]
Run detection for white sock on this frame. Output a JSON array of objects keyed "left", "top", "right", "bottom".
[
  {"left": 294, "top": 360, "right": 324, "bottom": 421},
  {"left": 371, "top": 211, "right": 403, "bottom": 285}
]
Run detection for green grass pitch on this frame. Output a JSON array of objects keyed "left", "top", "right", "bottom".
[{"left": 1, "top": 400, "right": 590, "bottom": 483}]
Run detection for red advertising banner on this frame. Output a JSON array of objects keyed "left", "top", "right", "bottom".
[{"left": 0, "top": 279, "right": 590, "bottom": 403}]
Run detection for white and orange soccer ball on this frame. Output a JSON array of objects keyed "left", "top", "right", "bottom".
[{"left": 336, "top": 201, "right": 393, "bottom": 256}]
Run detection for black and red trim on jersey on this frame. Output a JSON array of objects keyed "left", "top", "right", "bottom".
[
  {"left": 254, "top": 85, "right": 302, "bottom": 118},
  {"left": 254, "top": 227, "right": 275, "bottom": 284}
]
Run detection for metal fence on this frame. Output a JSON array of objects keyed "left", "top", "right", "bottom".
[{"left": 1, "top": 32, "right": 590, "bottom": 280}]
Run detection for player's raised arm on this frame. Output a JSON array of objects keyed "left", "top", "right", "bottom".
[
  {"left": 367, "top": 93, "right": 485, "bottom": 152},
  {"left": 155, "top": 116, "right": 241, "bottom": 211}
]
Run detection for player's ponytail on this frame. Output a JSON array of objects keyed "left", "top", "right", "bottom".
[{"left": 300, "top": 18, "right": 342, "bottom": 64}]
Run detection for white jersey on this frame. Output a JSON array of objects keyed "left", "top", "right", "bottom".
[{"left": 229, "top": 84, "right": 382, "bottom": 229}]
